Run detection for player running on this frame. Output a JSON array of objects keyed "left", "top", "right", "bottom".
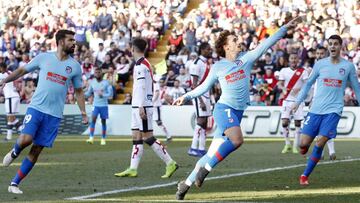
[
  {"left": 1, "top": 30, "right": 88, "bottom": 194},
  {"left": 0, "top": 63, "right": 22, "bottom": 141},
  {"left": 292, "top": 35, "right": 360, "bottom": 185},
  {"left": 278, "top": 53, "right": 309, "bottom": 154},
  {"left": 114, "top": 38, "right": 178, "bottom": 178},
  {"left": 85, "top": 67, "right": 113, "bottom": 145},
  {"left": 173, "top": 17, "right": 302, "bottom": 200}
]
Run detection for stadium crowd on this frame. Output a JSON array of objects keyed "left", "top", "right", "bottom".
[{"left": 0, "top": 0, "right": 360, "bottom": 106}]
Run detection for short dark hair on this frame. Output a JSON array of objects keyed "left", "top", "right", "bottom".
[
  {"left": 0, "top": 62, "right": 6, "bottom": 69},
  {"left": 198, "top": 42, "right": 210, "bottom": 55},
  {"left": 316, "top": 46, "right": 327, "bottom": 51},
  {"left": 94, "top": 67, "right": 102, "bottom": 72},
  {"left": 215, "top": 30, "right": 234, "bottom": 58},
  {"left": 55, "top": 30, "right": 75, "bottom": 46},
  {"left": 132, "top": 38, "right": 147, "bottom": 53},
  {"left": 328, "top": 35, "right": 342, "bottom": 45}
]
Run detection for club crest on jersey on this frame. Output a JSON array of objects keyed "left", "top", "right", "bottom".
[
  {"left": 235, "top": 59, "right": 243, "bottom": 66},
  {"left": 339, "top": 68, "right": 345, "bottom": 75},
  {"left": 66, "top": 66, "right": 72, "bottom": 74}
]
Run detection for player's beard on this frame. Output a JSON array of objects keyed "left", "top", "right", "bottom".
[{"left": 64, "top": 46, "right": 75, "bottom": 55}]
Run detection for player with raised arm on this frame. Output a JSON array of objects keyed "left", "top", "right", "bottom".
[
  {"left": 85, "top": 67, "right": 113, "bottom": 145},
  {"left": 0, "top": 63, "right": 22, "bottom": 141},
  {"left": 114, "top": 38, "right": 178, "bottom": 178},
  {"left": 173, "top": 17, "right": 302, "bottom": 200},
  {"left": 293, "top": 35, "right": 360, "bottom": 185},
  {"left": 278, "top": 53, "right": 309, "bottom": 154},
  {"left": 1, "top": 30, "right": 88, "bottom": 194},
  {"left": 188, "top": 42, "right": 213, "bottom": 157}
]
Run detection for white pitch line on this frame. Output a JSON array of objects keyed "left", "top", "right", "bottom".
[{"left": 66, "top": 157, "right": 360, "bottom": 201}]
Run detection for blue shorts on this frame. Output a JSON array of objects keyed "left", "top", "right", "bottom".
[
  {"left": 21, "top": 108, "right": 61, "bottom": 148},
  {"left": 92, "top": 106, "right": 109, "bottom": 119},
  {"left": 301, "top": 112, "right": 341, "bottom": 139},
  {"left": 213, "top": 103, "right": 244, "bottom": 138}
]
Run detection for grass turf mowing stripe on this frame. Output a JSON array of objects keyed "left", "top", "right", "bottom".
[{"left": 66, "top": 157, "right": 360, "bottom": 200}]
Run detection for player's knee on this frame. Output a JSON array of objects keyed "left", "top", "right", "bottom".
[
  {"left": 144, "top": 136, "right": 156, "bottom": 146},
  {"left": 300, "top": 145, "right": 309, "bottom": 155},
  {"left": 28, "top": 145, "right": 43, "bottom": 162},
  {"left": 282, "top": 120, "right": 289, "bottom": 128},
  {"left": 294, "top": 120, "right": 301, "bottom": 127},
  {"left": 156, "top": 120, "right": 163, "bottom": 126}
]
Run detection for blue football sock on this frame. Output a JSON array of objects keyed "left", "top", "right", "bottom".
[
  {"left": 13, "top": 140, "right": 22, "bottom": 156},
  {"left": 303, "top": 145, "right": 323, "bottom": 177},
  {"left": 101, "top": 123, "right": 107, "bottom": 139},
  {"left": 206, "top": 137, "right": 236, "bottom": 170},
  {"left": 11, "top": 157, "right": 34, "bottom": 185},
  {"left": 89, "top": 121, "right": 95, "bottom": 138}
]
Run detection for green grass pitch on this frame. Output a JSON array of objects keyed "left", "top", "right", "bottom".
[{"left": 1, "top": 136, "right": 360, "bottom": 202}]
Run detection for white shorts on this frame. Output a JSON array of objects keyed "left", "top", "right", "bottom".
[
  {"left": 153, "top": 106, "right": 162, "bottom": 122},
  {"left": 131, "top": 107, "right": 153, "bottom": 132},
  {"left": 193, "top": 96, "right": 212, "bottom": 117},
  {"left": 281, "top": 100, "right": 304, "bottom": 120},
  {"left": 5, "top": 97, "right": 20, "bottom": 115}
]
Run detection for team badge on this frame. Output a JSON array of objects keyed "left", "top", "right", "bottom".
[
  {"left": 235, "top": 59, "right": 243, "bottom": 66},
  {"left": 66, "top": 66, "right": 72, "bottom": 74},
  {"left": 296, "top": 71, "right": 301, "bottom": 75},
  {"left": 339, "top": 68, "right": 345, "bottom": 75}
]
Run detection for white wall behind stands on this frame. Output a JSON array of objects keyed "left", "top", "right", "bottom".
[{"left": 0, "top": 105, "right": 359, "bottom": 137}]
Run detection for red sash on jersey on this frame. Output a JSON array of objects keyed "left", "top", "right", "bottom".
[
  {"left": 278, "top": 68, "right": 305, "bottom": 106},
  {"left": 198, "top": 61, "right": 210, "bottom": 85}
]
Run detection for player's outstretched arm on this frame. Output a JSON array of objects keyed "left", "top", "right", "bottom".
[
  {"left": 349, "top": 64, "right": 360, "bottom": 104},
  {"left": 75, "top": 87, "right": 89, "bottom": 125},
  {"left": 245, "top": 16, "right": 303, "bottom": 64},
  {"left": 0, "top": 67, "right": 28, "bottom": 87}
]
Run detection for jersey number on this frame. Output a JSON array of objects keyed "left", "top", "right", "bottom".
[{"left": 24, "top": 114, "right": 32, "bottom": 124}]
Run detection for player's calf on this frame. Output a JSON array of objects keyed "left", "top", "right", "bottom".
[{"left": 300, "top": 145, "right": 309, "bottom": 155}]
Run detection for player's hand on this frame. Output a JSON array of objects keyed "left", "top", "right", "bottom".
[
  {"left": 172, "top": 96, "right": 185, "bottom": 106},
  {"left": 139, "top": 106, "right": 147, "bottom": 120},
  {"left": 81, "top": 113, "right": 89, "bottom": 125},
  {"left": 291, "top": 103, "right": 300, "bottom": 114},
  {"left": 285, "top": 16, "right": 303, "bottom": 30}
]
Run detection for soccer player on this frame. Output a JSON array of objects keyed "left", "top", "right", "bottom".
[
  {"left": 314, "top": 46, "right": 336, "bottom": 160},
  {"left": 278, "top": 53, "right": 309, "bottom": 154},
  {"left": 85, "top": 67, "right": 113, "bottom": 145},
  {"left": 1, "top": 30, "right": 88, "bottom": 194},
  {"left": 153, "top": 79, "right": 171, "bottom": 142},
  {"left": 0, "top": 63, "right": 22, "bottom": 140},
  {"left": 114, "top": 38, "right": 178, "bottom": 178},
  {"left": 293, "top": 35, "right": 360, "bottom": 185},
  {"left": 188, "top": 42, "right": 213, "bottom": 157},
  {"left": 173, "top": 17, "right": 302, "bottom": 200}
]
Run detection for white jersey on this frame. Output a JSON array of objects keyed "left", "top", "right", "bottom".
[
  {"left": 132, "top": 57, "right": 154, "bottom": 107},
  {"left": 278, "top": 67, "right": 309, "bottom": 101},
  {"left": 0, "top": 71, "right": 20, "bottom": 98},
  {"left": 167, "top": 87, "right": 185, "bottom": 100},
  {"left": 189, "top": 55, "right": 210, "bottom": 97},
  {"left": 153, "top": 82, "right": 162, "bottom": 107}
]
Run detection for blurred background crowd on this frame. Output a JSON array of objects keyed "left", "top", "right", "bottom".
[{"left": 0, "top": 0, "right": 359, "bottom": 106}]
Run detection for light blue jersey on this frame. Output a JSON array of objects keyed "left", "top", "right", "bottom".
[
  {"left": 296, "top": 57, "right": 360, "bottom": 115},
  {"left": 25, "top": 52, "right": 82, "bottom": 118},
  {"left": 184, "top": 26, "right": 288, "bottom": 110},
  {"left": 85, "top": 79, "right": 113, "bottom": 106}
]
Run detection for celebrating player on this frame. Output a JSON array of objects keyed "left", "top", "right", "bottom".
[
  {"left": 173, "top": 16, "right": 302, "bottom": 200},
  {"left": 278, "top": 53, "right": 309, "bottom": 154},
  {"left": 293, "top": 35, "right": 360, "bottom": 185},
  {"left": 85, "top": 67, "right": 113, "bottom": 145},
  {"left": 1, "top": 30, "right": 88, "bottom": 194},
  {"left": 188, "top": 42, "right": 213, "bottom": 157},
  {"left": 114, "top": 38, "right": 178, "bottom": 178},
  {"left": 0, "top": 63, "right": 22, "bottom": 141}
]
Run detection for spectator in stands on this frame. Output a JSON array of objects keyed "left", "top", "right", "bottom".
[
  {"left": 93, "top": 43, "right": 107, "bottom": 67},
  {"left": 123, "top": 93, "right": 132, "bottom": 105},
  {"left": 96, "top": 7, "right": 113, "bottom": 40},
  {"left": 165, "top": 79, "right": 185, "bottom": 104},
  {"left": 168, "top": 29, "right": 183, "bottom": 51},
  {"left": 101, "top": 54, "right": 113, "bottom": 71},
  {"left": 103, "top": 66, "right": 119, "bottom": 99},
  {"left": 82, "top": 57, "right": 94, "bottom": 80},
  {"left": 184, "top": 22, "right": 197, "bottom": 52},
  {"left": 176, "top": 67, "right": 191, "bottom": 91},
  {"left": 113, "top": 54, "right": 131, "bottom": 86},
  {"left": 6, "top": 52, "right": 19, "bottom": 71},
  {"left": 165, "top": 69, "right": 177, "bottom": 87}
]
